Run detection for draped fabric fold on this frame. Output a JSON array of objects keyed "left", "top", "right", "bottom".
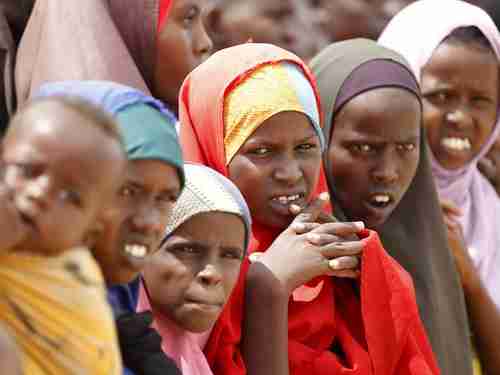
[
  {"left": 0, "top": 248, "right": 122, "bottom": 374},
  {"left": 180, "top": 43, "right": 438, "bottom": 375}
]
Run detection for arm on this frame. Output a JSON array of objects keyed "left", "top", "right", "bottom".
[
  {"left": 241, "top": 195, "right": 364, "bottom": 375},
  {"left": 442, "top": 199, "right": 500, "bottom": 375}
]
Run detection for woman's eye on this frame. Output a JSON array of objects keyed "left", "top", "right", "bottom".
[
  {"left": 179, "top": 247, "right": 199, "bottom": 255},
  {"left": 397, "top": 143, "right": 416, "bottom": 152},
  {"left": 250, "top": 147, "right": 271, "bottom": 156},
  {"left": 296, "top": 143, "right": 317, "bottom": 152},
  {"left": 223, "top": 250, "right": 243, "bottom": 260},
  {"left": 351, "top": 144, "right": 373, "bottom": 154}
]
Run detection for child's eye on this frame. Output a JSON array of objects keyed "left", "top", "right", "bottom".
[
  {"left": 59, "top": 189, "right": 82, "bottom": 207},
  {"left": 397, "top": 143, "right": 416, "bottom": 152},
  {"left": 12, "top": 163, "right": 37, "bottom": 179},
  {"left": 296, "top": 143, "right": 317, "bottom": 152},
  {"left": 249, "top": 147, "right": 271, "bottom": 156},
  {"left": 183, "top": 7, "right": 198, "bottom": 26},
  {"left": 119, "top": 186, "right": 135, "bottom": 198},
  {"left": 222, "top": 249, "right": 243, "bottom": 260}
]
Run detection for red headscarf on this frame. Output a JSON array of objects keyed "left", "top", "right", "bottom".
[
  {"left": 179, "top": 43, "right": 439, "bottom": 375},
  {"left": 158, "top": 0, "right": 173, "bottom": 33}
]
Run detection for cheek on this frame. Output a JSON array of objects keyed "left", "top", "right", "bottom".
[
  {"left": 145, "top": 256, "right": 193, "bottom": 305},
  {"left": 328, "top": 147, "right": 359, "bottom": 185},
  {"left": 222, "top": 265, "right": 242, "bottom": 302}
]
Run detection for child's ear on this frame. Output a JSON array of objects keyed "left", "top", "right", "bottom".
[{"left": 83, "top": 221, "right": 105, "bottom": 249}]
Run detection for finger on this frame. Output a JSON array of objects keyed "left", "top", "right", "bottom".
[
  {"left": 317, "top": 211, "right": 339, "bottom": 224},
  {"left": 328, "top": 256, "right": 359, "bottom": 271},
  {"left": 321, "top": 241, "right": 364, "bottom": 258},
  {"left": 310, "top": 221, "right": 365, "bottom": 237},
  {"left": 440, "top": 199, "right": 463, "bottom": 217},
  {"left": 290, "top": 192, "right": 329, "bottom": 224},
  {"left": 305, "top": 233, "right": 341, "bottom": 246},
  {"left": 291, "top": 222, "right": 321, "bottom": 234}
]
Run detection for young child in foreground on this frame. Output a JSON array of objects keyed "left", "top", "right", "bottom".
[{"left": 0, "top": 97, "right": 127, "bottom": 374}]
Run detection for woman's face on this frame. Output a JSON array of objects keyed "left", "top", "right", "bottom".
[
  {"left": 421, "top": 41, "right": 499, "bottom": 170},
  {"left": 327, "top": 88, "right": 421, "bottom": 229},
  {"left": 154, "top": 0, "right": 213, "bottom": 109},
  {"left": 144, "top": 212, "right": 245, "bottom": 333},
  {"left": 93, "top": 160, "right": 182, "bottom": 285},
  {"left": 228, "top": 111, "right": 322, "bottom": 230}
]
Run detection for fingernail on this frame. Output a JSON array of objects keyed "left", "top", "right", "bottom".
[
  {"left": 293, "top": 223, "right": 306, "bottom": 231},
  {"left": 353, "top": 221, "right": 365, "bottom": 231},
  {"left": 319, "top": 192, "right": 330, "bottom": 201},
  {"left": 249, "top": 252, "right": 263, "bottom": 263},
  {"left": 329, "top": 259, "right": 341, "bottom": 270},
  {"left": 290, "top": 204, "right": 301, "bottom": 213},
  {"left": 307, "top": 233, "right": 321, "bottom": 242}
]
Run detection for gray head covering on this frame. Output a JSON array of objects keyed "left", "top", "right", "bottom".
[
  {"left": 163, "top": 163, "right": 252, "bottom": 253},
  {"left": 311, "top": 39, "right": 472, "bottom": 375}
]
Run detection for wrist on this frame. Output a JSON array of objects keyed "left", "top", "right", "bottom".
[{"left": 246, "top": 258, "right": 291, "bottom": 300}]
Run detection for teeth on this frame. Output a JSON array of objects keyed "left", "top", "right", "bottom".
[
  {"left": 441, "top": 137, "right": 471, "bottom": 151},
  {"left": 274, "top": 194, "right": 300, "bottom": 204},
  {"left": 124, "top": 244, "right": 148, "bottom": 259},
  {"left": 372, "top": 194, "right": 390, "bottom": 204}
]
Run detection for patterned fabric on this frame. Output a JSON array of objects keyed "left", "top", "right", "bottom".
[
  {"left": 223, "top": 62, "right": 323, "bottom": 163},
  {"left": 0, "top": 248, "right": 122, "bottom": 374},
  {"left": 163, "top": 163, "right": 251, "bottom": 251}
]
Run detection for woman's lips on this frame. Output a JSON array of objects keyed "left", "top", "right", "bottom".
[{"left": 269, "top": 193, "right": 306, "bottom": 216}]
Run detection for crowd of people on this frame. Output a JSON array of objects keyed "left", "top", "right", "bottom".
[{"left": 0, "top": 0, "right": 499, "bottom": 374}]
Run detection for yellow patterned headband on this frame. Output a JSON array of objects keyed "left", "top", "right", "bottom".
[{"left": 223, "top": 62, "right": 323, "bottom": 164}]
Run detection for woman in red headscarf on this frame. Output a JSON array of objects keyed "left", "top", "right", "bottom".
[{"left": 179, "top": 42, "right": 439, "bottom": 375}]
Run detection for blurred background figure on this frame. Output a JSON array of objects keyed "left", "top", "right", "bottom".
[
  {"left": 308, "top": 0, "right": 415, "bottom": 41},
  {"left": 207, "top": 0, "right": 328, "bottom": 60}
]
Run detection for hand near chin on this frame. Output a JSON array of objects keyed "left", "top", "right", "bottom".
[
  {"left": 251, "top": 193, "right": 365, "bottom": 296},
  {"left": 440, "top": 199, "right": 480, "bottom": 293}
]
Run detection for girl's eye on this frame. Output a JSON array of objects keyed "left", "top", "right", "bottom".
[
  {"left": 12, "top": 163, "right": 37, "bottom": 178},
  {"left": 296, "top": 143, "right": 317, "bottom": 152},
  {"left": 59, "top": 189, "right": 82, "bottom": 206},
  {"left": 397, "top": 143, "right": 416, "bottom": 152},
  {"left": 120, "top": 186, "right": 135, "bottom": 198},
  {"left": 250, "top": 147, "right": 271, "bottom": 156},
  {"left": 183, "top": 7, "right": 198, "bottom": 26},
  {"left": 178, "top": 246, "right": 199, "bottom": 255},
  {"left": 351, "top": 144, "right": 373, "bottom": 154},
  {"left": 222, "top": 249, "right": 244, "bottom": 260}
]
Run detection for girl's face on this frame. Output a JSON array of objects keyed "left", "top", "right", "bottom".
[
  {"left": 144, "top": 212, "right": 245, "bottom": 333},
  {"left": 421, "top": 41, "right": 499, "bottom": 170},
  {"left": 93, "top": 160, "right": 181, "bottom": 285},
  {"left": 327, "top": 88, "right": 421, "bottom": 229},
  {"left": 154, "top": 0, "right": 213, "bottom": 109},
  {"left": 228, "top": 111, "right": 322, "bottom": 230}
]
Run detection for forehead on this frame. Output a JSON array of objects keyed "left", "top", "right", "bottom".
[
  {"left": 126, "top": 159, "right": 181, "bottom": 192},
  {"left": 334, "top": 88, "right": 421, "bottom": 138},
  {"left": 6, "top": 104, "right": 121, "bottom": 186},
  {"left": 172, "top": 211, "right": 245, "bottom": 245},
  {"left": 424, "top": 42, "right": 499, "bottom": 81},
  {"left": 250, "top": 111, "right": 317, "bottom": 140}
]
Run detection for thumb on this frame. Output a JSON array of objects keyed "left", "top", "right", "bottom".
[{"left": 290, "top": 192, "right": 329, "bottom": 225}]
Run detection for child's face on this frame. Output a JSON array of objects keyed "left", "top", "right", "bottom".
[
  {"left": 2, "top": 103, "right": 126, "bottom": 255},
  {"left": 93, "top": 159, "right": 181, "bottom": 285},
  {"left": 144, "top": 212, "right": 245, "bottom": 333},
  {"left": 327, "top": 88, "right": 421, "bottom": 229},
  {"left": 421, "top": 41, "right": 499, "bottom": 170},
  {"left": 154, "top": 0, "right": 213, "bottom": 108},
  {"left": 228, "top": 111, "right": 322, "bottom": 231}
]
